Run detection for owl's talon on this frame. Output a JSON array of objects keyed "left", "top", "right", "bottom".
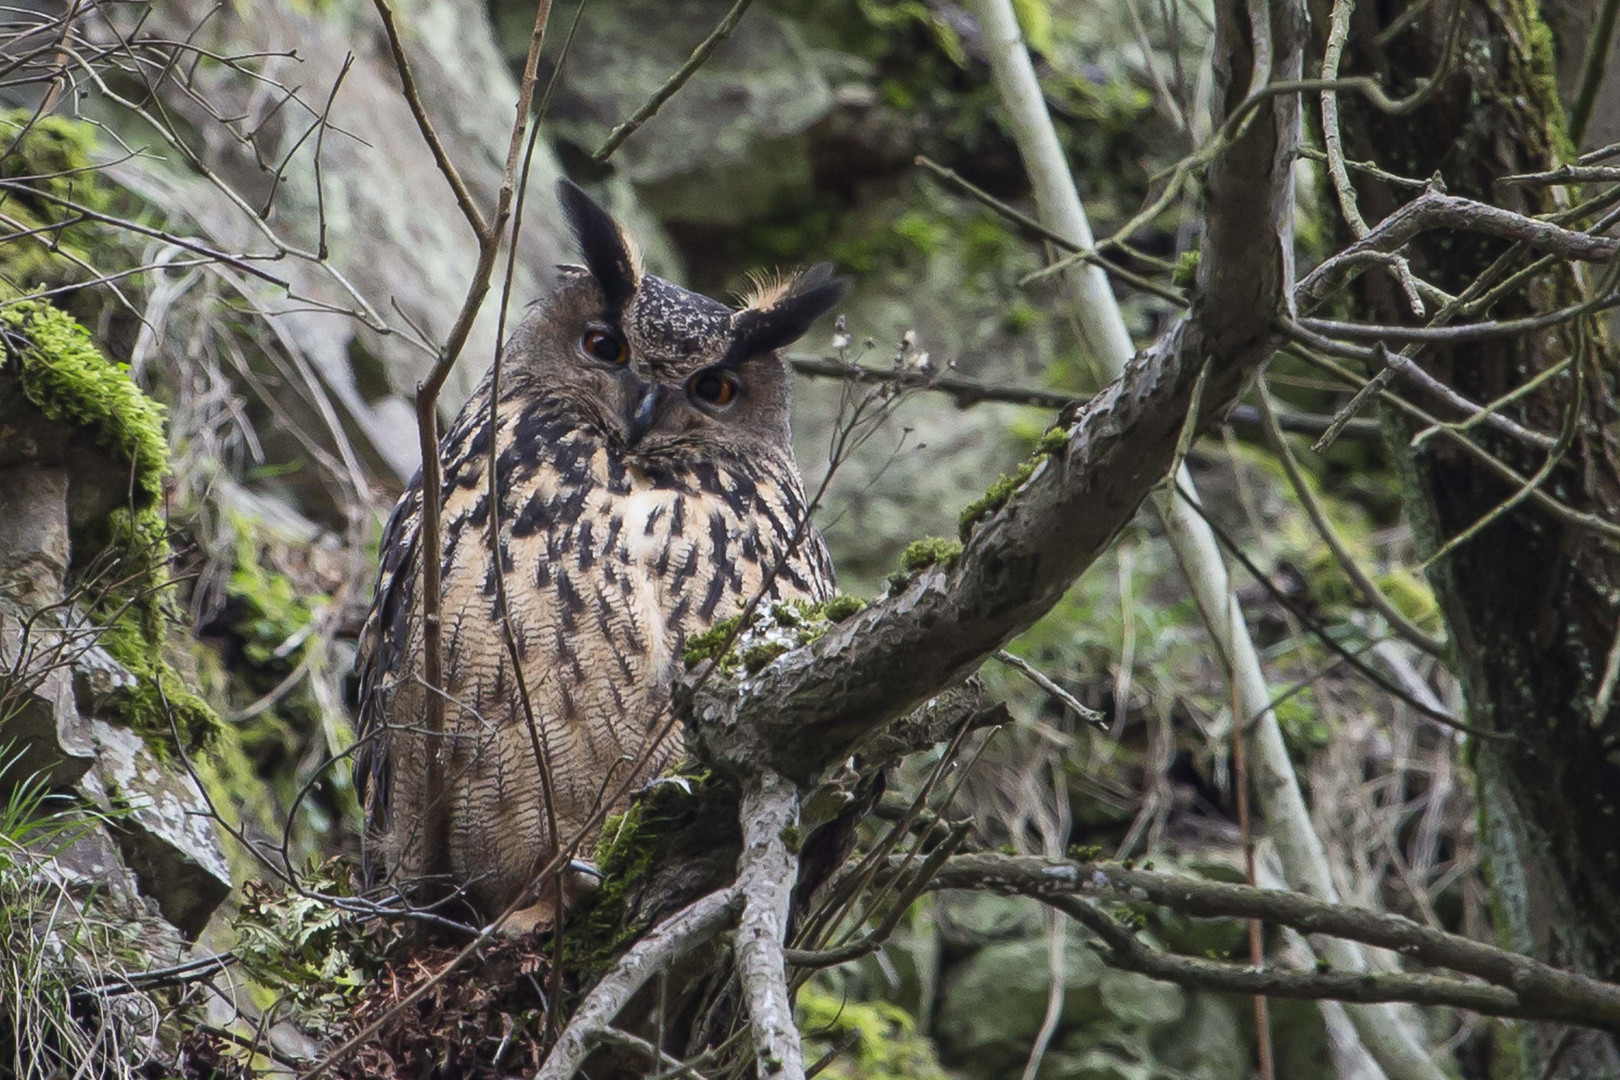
[
  {"left": 641, "top": 775, "right": 693, "bottom": 796},
  {"left": 568, "top": 858, "right": 604, "bottom": 882},
  {"left": 496, "top": 900, "right": 558, "bottom": 937}
]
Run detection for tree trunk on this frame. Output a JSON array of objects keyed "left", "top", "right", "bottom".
[{"left": 1337, "top": 0, "right": 1620, "bottom": 1074}]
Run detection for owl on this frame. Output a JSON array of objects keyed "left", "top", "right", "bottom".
[{"left": 355, "top": 181, "right": 845, "bottom": 932}]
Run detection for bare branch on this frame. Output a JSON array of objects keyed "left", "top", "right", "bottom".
[
  {"left": 536, "top": 889, "right": 744, "bottom": 1080},
  {"left": 1256, "top": 386, "right": 1449, "bottom": 658},
  {"left": 734, "top": 772, "right": 805, "bottom": 1080},
  {"left": 1297, "top": 191, "right": 1620, "bottom": 313},
  {"left": 923, "top": 854, "right": 1620, "bottom": 1029},
  {"left": 785, "top": 354, "right": 1379, "bottom": 438},
  {"left": 368, "top": 0, "right": 488, "bottom": 241}
]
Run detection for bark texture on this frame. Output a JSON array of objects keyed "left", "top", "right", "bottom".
[{"left": 1337, "top": 0, "right": 1620, "bottom": 1073}]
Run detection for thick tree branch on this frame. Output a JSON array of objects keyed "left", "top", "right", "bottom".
[
  {"left": 685, "top": 36, "right": 1300, "bottom": 778},
  {"left": 535, "top": 888, "right": 743, "bottom": 1080},
  {"left": 734, "top": 772, "right": 806, "bottom": 1080},
  {"left": 922, "top": 854, "right": 1620, "bottom": 1030}
]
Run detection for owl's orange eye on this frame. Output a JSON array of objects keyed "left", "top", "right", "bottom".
[
  {"left": 688, "top": 368, "right": 738, "bottom": 407},
  {"left": 581, "top": 328, "right": 628, "bottom": 365}
]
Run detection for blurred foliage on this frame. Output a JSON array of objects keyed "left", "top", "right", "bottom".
[{"left": 799, "top": 981, "right": 949, "bottom": 1080}]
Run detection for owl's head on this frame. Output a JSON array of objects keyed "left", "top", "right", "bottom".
[{"left": 504, "top": 180, "right": 848, "bottom": 464}]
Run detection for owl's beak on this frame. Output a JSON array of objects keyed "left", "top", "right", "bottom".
[{"left": 625, "top": 381, "right": 664, "bottom": 447}]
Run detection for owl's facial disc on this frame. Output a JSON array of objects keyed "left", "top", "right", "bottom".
[{"left": 551, "top": 178, "right": 850, "bottom": 457}]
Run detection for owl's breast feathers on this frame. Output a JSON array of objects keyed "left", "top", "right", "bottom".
[{"left": 355, "top": 391, "right": 833, "bottom": 866}]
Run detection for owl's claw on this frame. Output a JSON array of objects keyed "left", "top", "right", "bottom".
[
  {"left": 567, "top": 858, "right": 604, "bottom": 882},
  {"left": 641, "top": 775, "right": 693, "bottom": 796}
]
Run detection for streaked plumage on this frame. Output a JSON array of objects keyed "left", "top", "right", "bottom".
[{"left": 356, "top": 181, "right": 844, "bottom": 930}]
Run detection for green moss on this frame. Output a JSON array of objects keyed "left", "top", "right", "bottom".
[
  {"left": 958, "top": 425, "right": 1075, "bottom": 538},
  {"left": 684, "top": 597, "right": 867, "bottom": 671},
  {"left": 798, "top": 984, "right": 947, "bottom": 1080},
  {"left": 1275, "top": 692, "right": 1331, "bottom": 756},
  {"left": 682, "top": 613, "right": 751, "bottom": 669},
  {"left": 1520, "top": 4, "right": 1577, "bottom": 165},
  {"left": 566, "top": 772, "right": 720, "bottom": 978},
  {"left": 742, "top": 640, "right": 792, "bottom": 674},
  {"left": 0, "top": 111, "right": 110, "bottom": 211},
  {"left": 958, "top": 459, "right": 1038, "bottom": 538},
  {"left": 822, "top": 594, "right": 865, "bottom": 622},
  {"left": 778, "top": 824, "right": 803, "bottom": 854},
  {"left": 1172, "top": 249, "right": 1201, "bottom": 287},
  {"left": 95, "top": 613, "right": 221, "bottom": 756},
  {"left": 898, "top": 536, "right": 962, "bottom": 573},
  {"left": 227, "top": 518, "right": 317, "bottom": 673},
  {"left": 1, "top": 300, "right": 219, "bottom": 753},
  {"left": 0, "top": 111, "right": 124, "bottom": 293},
  {"left": 1035, "top": 425, "right": 1070, "bottom": 454},
  {"left": 1, "top": 301, "right": 167, "bottom": 500}
]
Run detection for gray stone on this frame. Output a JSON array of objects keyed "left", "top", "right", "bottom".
[
  {"left": 71, "top": 638, "right": 139, "bottom": 715},
  {"left": 1098, "top": 968, "right": 1183, "bottom": 1028},
  {"left": 935, "top": 931, "right": 1107, "bottom": 1072},
  {"left": 30, "top": 814, "right": 145, "bottom": 912},
  {"left": 0, "top": 383, "right": 141, "bottom": 534},
  {"left": 1152, "top": 993, "right": 1248, "bottom": 1080},
  {"left": 935, "top": 889, "right": 1044, "bottom": 945},
  {"left": 0, "top": 466, "right": 70, "bottom": 608},
  {"left": 80, "top": 719, "right": 231, "bottom": 938},
  {"left": 0, "top": 614, "right": 97, "bottom": 789},
  {"left": 108, "top": 0, "right": 576, "bottom": 486},
  {"left": 545, "top": 1, "right": 837, "bottom": 187}
]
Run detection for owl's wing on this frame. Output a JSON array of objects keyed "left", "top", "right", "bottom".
[
  {"left": 353, "top": 475, "right": 422, "bottom": 844},
  {"left": 802, "top": 522, "right": 838, "bottom": 600}
]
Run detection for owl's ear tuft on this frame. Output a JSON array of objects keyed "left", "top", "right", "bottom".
[
  {"left": 558, "top": 180, "right": 641, "bottom": 316},
  {"left": 722, "top": 263, "right": 849, "bottom": 367}
]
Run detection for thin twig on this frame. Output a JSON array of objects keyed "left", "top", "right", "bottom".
[
  {"left": 992, "top": 651, "right": 1107, "bottom": 728},
  {"left": 1257, "top": 385, "right": 1448, "bottom": 658},
  {"left": 592, "top": 0, "right": 758, "bottom": 162}
]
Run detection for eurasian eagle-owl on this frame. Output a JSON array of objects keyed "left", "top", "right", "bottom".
[{"left": 356, "top": 181, "right": 844, "bottom": 931}]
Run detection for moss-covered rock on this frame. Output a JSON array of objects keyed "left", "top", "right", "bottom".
[
  {"left": 0, "top": 299, "right": 219, "bottom": 754},
  {"left": 1, "top": 300, "right": 166, "bottom": 501}
]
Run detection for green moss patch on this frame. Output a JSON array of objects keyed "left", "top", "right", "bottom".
[
  {"left": 958, "top": 425, "right": 1070, "bottom": 539},
  {"left": 0, "top": 110, "right": 125, "bottom": 294},
  {"left": 898, "top": 536, "right": 962, "bottom": 572},
  {"left": 1, "top": 300, "right": 219, "bottom": 753},
  {"left": 682, "top": 612, "right": 752, "bottom": 669},
  {"left": 226, "top": 517, "right": 319, "bottom": 674},
  {"left": 1, "top": 300, "right": 167, "bottom": 500},
  {"left": 682, "top": 596, "right": 867, "bottom": 673},
  {"left": 565, "top": 770, "right": 730, "bottom": 980},
  {"left": 798, "top": 983, "right": 947, "bottom": 1080}
]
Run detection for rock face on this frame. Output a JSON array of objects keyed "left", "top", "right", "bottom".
[
  {"left": 81, "top": 719, "right": 232, "bottom": 937},
  {"left": 0, "top": 315, "right": 231, "bottom": 942}
]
